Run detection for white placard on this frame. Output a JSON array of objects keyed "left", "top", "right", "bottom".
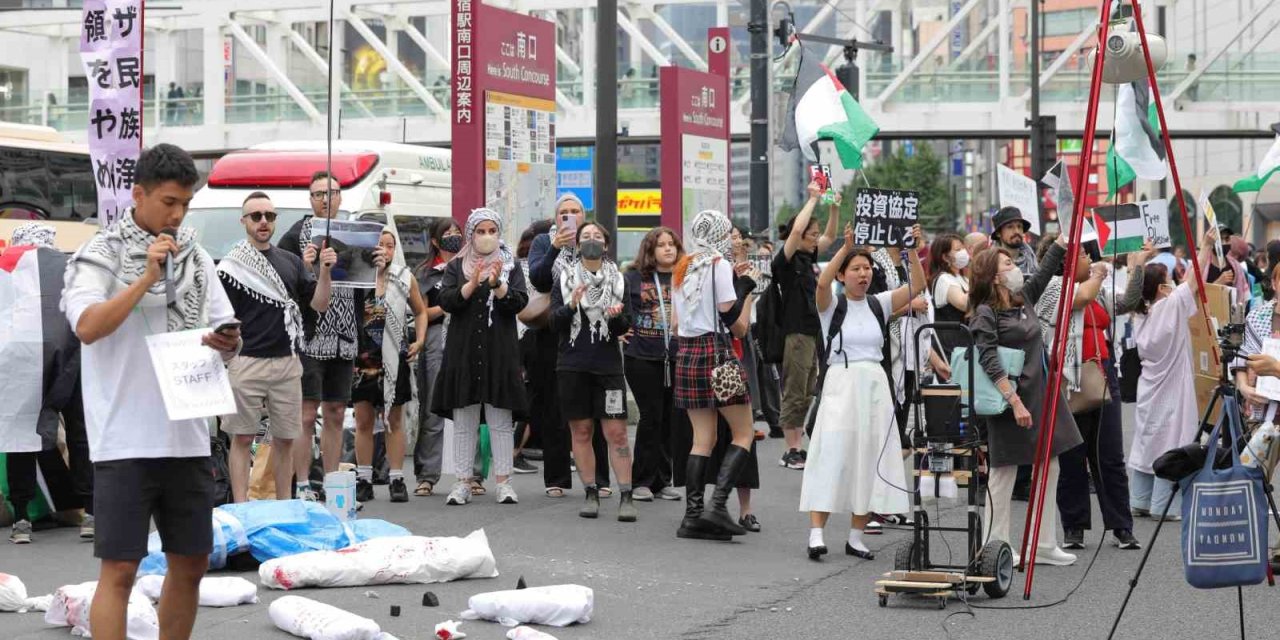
[
  {"left": 145, "top": 329, "right": 236, "bottom": 421},
  {"left": 997, "top": 164, "right": 1041, "bottom": 236},
  {"left": 1257, "top": 339, "right": 1280, "bottom": 402}
]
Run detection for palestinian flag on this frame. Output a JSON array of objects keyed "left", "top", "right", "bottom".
[
  {"left": 1093, "top": 203, "right": 1148, "bottom": 255},
  {"left": 1105, "top": 79, "right": 1167, "bottom": 200},
  {"left": 0, "top": 246, "right": 75, "bottom": 456},
  {"left": 780, "top": 42, "right": 879, "bottom": 170},
  {"left": 1232, "top": 127, "right": 1280, "bottom": 193}
]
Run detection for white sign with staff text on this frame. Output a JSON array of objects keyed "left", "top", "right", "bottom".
[
  {"left": 145, "top": 329, "right": 236, "bottom": 421},
  {"left": 997, "top": 164, "right": 1042, "bottom": 236}
]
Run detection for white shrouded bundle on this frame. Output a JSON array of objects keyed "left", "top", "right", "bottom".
[
  {"left": 0, "top": 573, "right": 48, "bottom": 613},
  {"left": 133, "top": 575, "right": 259, "bottom": 607},
  {"left": 461, "top": 584, "right": 593, "bottom": 628},
  {"left": 269, "top": 595, "right": 382, "bottom": 640},
  {"left": 508, "top": 626, "right": 561, "bottom": 640},
  {"left": 44, "top": 581, "right": 159, "bottom": 640},
  {"left": 260, "top": 530, "right": 498, "bottom": 590}
]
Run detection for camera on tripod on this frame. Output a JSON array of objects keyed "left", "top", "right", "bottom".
[{"left": 1217, "top": 303, "right": 1247, "bottom": 366}]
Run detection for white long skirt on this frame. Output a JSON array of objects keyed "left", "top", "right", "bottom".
[{"left": 798, "top": 361, "right": 909, "bottom": 516}]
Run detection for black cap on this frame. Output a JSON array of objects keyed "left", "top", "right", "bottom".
[
  {"left": 1217, "top": 223, "right": 1234, "bottom": 238},
  {"left": 991, "top": 206, "right": 1026, "bottom": 235}
]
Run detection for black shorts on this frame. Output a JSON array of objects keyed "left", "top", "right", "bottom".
[
  {"left": 93, "top": 457, "right": 214, "bottom": 561},
  {"left": 301, "top": 355, "right": 355, "bottom": 403},
  {"left": 558, "top": 371, "right": 628, "bottom": 421},
  {"left": 351, "top": 359, "right": 412, "bottom": 407}
]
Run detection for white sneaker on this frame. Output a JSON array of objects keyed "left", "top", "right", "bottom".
[
  {"left": 297, "top": 487, "right": 319, "bottom": 502},
  {"left": 655, "top": 487, "right": 683, "bottom": 501},
  {"left": 632, "top": 487, "right": 655, "bottom": 502},
  {"left": 445, "top": 481, "right": 471, "bottom": 506},
  {"left": 1013, "top": 547, "right": 1078, "bottom": 567},
  {"left": 496, "top": 482, "right": 518, "bottom": 504}
]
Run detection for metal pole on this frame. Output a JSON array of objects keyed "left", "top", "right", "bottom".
[
  {"left": 748, "top": 0, "right": 770, "bottom": 234},
  {"left": 596, "top": 0, "right": 619, "bottom": 259},
  {"left": 1029, "top": 0, "right": 1041, "bottom": 180}
]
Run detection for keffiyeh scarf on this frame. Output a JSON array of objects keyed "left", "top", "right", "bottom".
[
  {"left": 870, "top": 248, "right": 905, "bottom": 345},
  {"left": 64, "top": 209, "right": 209, "bottom": 332},
  {"left": 678, "top": 209, "right": 732, "bottom": 305},
  {"left": 380, "top": 263, "right": 413, "bottom": 419},
  {"left": 11, "top": 222, "right": 55, "bottom": 249},
  {"left": 560, "top": 258, "right": 625, "bottom": 345},
  {"left": 217, "top": 240, "right": 304, "bottom": 351},
  {"left": 455, "top": 208, "right": 516, "bottom": 325}
]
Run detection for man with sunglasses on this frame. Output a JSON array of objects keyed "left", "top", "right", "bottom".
[{"left": 218, "top": 192, "right": 335, "bottom": 502}]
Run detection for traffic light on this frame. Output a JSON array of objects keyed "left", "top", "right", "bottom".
[
  {"left": 836, "top": 63, "right": 859, "bottom": 100},
  {"left": 1033, "top": 115, "right": 1058, "bottom": 181}
]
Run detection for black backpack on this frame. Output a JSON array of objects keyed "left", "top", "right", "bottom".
[
  {"left": 753, "top": 281, "right": 786, "bottom": 364},
  {"left": 804, "top": 295, "right": 899, "bottom": 436}
]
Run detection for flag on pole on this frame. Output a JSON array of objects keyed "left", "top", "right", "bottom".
[
  {"left": 1043, "top": 160, "right": 1102, "bottom": 246},
  {"left": 1104, "top": 79, "right": 1167, "bottom": 200},
  {"left": 779, "top": 43, "right": 879, "bottom": 170},
  {"left": 1232, "top": 130, "right": 1280, "bottom": 193}
]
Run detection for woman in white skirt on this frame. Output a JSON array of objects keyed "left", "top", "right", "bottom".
[{"left": 801, "top": 224, "right": 925, "bottom": 561}]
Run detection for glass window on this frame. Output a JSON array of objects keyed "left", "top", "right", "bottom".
[{"left": 1043, "top": 9, "right": 1093, "bottom": 38}]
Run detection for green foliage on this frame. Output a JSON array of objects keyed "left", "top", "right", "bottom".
[{"left": 840, "top": 141, "right": 953, "bottom": 233}]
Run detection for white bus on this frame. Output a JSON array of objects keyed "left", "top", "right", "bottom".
[{"left": 0, "top": 123, "right": 99, "bottom": 252}]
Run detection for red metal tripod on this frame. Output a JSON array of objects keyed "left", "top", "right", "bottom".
[{"left": 1018, "top": 0, "right": 1217, "bottom": 599}]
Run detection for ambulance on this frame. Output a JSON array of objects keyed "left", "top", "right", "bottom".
[{"left": 186, "top": 140, "right": 453, "bottom": 266}]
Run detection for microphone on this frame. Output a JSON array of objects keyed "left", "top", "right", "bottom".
[{"left": 161, "top": 227, "right": 178, "bottom": 307}]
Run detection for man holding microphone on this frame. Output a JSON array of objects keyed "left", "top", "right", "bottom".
[{"left": 63, "top": 144, "right": 240, "bottom": 640}]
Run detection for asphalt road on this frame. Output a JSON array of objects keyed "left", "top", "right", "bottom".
[{"left": 4, "top": 410, "right": 1280, "bottom": 640}]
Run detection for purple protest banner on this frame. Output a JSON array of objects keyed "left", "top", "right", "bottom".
[{"left": 81, "top": 0, "right": 143, "bottom": 226}]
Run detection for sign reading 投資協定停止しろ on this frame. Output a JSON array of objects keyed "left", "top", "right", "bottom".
[
  {"left": 145, "top": 329, "right": 237, "bottom": 421},
  {"left": 852, "top": 188, "right": 920, "bottom": 248},
  {"left": 81, "top": 0, "right": 144, "bottom": 227}
]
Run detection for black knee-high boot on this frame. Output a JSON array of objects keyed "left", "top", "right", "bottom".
[
  {"left": 698, "top": 445, "right": 749, "bottom": 536},
  {"left": 676, "top": 455, "right": 730, "bottom": 541}
]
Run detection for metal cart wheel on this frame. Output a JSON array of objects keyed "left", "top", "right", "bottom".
[{"left": 978, "top": 541, "right": 1014, "bottom": 598}]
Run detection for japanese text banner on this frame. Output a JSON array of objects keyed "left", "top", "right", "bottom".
[{"left": 81, "top": 0, "right": 143, "bottom": 227}]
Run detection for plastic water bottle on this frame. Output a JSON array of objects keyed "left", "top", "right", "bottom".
[{"left": 1240, "top": 422, "right": 1278, "bottom": 468}]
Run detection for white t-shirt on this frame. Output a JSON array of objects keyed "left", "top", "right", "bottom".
[
  {"left": 932, "top": 272, "right": 968, "bottom": 312},
  {"left": 818, "top": 291, "right": 895, "bottom": 366},
  {"left": 674, "top": 259, "right": 737, "bottom": 338},
  {"left": 64, "top": 256, "right": 236, "bottom": 462}
]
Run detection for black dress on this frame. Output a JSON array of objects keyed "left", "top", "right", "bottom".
[{"left": 431, "top": 258, "right": 529, "bottom": 416}]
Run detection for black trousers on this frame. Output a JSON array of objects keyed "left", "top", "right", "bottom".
[
  {"left": 1057, "top": 358, "right": 1133, "bottom": 532},
  {"left": 529, "top": 327, "right": 610, "bottom": 489},
  {"left": 7, "top": 398, "right": 92, "bottom": 520},
  {"left": 626, "top": 356, "right": 680, "bottom": 491}
]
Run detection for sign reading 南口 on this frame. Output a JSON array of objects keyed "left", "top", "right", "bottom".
[
  {"left": 452, "top": 2, "right": 556, "bottom": 238},
  {"left": 81, "top": 0, "right": 143, "bottom": 227},
  {"left": 660, "top": 32, "right": 731, "bottom": 240},
  {"left": 852, "top": 188, "right": 920, "bottom": 248}
]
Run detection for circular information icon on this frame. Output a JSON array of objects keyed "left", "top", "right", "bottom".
[{"left": 709, "top": 36, "right": 727, "bottom": 54}]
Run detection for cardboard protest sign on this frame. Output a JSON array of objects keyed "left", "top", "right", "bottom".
[
  {"left": 145, "top": 329, "right": 236, "bottom": 421},
  {"left": 1199, "top": 188, "right": 1226, "bottom": 265},
  {"left": 997, "top": 164, "right": 1041, "bottom": 236},
  {"left": 852, "top": 188, "right": 919, "bottom": 248},
  {"left": 308, "top": 219, "right": 384, "bottom": 288},
  {"left": 1093, "top": 200, "right": 1170, "bottom": 254}
]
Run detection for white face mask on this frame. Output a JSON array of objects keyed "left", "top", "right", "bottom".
[
  {"left": 472, "top": 234, "right": 499, "bottom": 255},
  {"left": 1001, "top": 267, "right": 1025, "bottom": 294},
  {"left": 953, "top": 249, "right": 971, "bottom": 270}
]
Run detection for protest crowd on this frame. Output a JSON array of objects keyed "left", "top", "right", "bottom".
[{"left": 5, "top": 142, "right": 1280, "bottom": 640}]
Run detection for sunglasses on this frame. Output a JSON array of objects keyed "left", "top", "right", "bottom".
[
  {"left": 311, "top": 189, "right": 341, "bottom": 199},
  {"left": 245, "top": 211, "right": 277, "bottom": 223}
]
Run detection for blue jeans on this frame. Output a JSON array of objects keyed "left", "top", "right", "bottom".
[{"left": 1128, "top": 469, "right": 1179, "bottom": 516}]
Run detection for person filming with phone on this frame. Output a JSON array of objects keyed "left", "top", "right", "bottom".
[{"left": 63, "top": 144, "right": 241, "bottom": 640}]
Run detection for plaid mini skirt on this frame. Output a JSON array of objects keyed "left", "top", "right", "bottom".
[{"left": 675, "top": 334, "right": 751, "bottom": 410}]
